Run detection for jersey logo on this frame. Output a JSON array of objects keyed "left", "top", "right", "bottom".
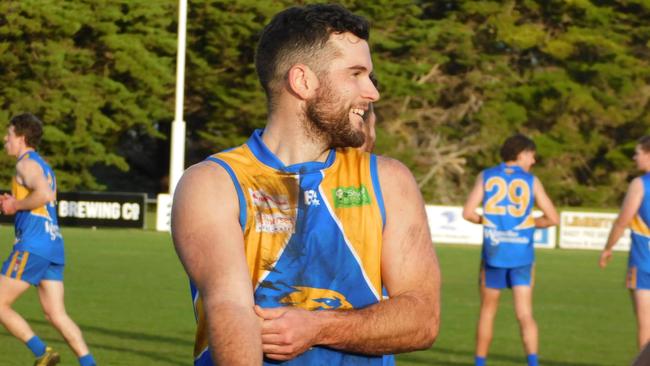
[
  {"left": 332, "top": 185, "right": 371, "bottom": 208},
  {"left": 280, "top": 286, "right": 352, "bottom": 310},
  {"left": 304, "top": 190, "right": 320, "bottom": 206},
  {"left": 249, "top": 188, "right": 295, "bottom": 233},
  {"left": 249, "top": 188, "right": 291, "bottom": 211}
]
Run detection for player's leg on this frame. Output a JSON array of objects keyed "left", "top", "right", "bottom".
[
  {"left": 38, "top": 267, "right": 95, "bottom": 365},
  {"left": 635, "top": 290, "right": 650, "bottom": 349},
  {"left": 475, "top": 263, "right": 503, "bottom": 366},
  {"left": 633, "top": 285, "right": 650, "bottom": 349},
  {"left": 628, "top": 266, "right": 650, "bottom": 349},
  {"left": 511, "top": 263, "right": 537, "bottom": 366},
  {"left": 0, "top": 275, "right": 33, "bottom": 340},
  {"left": 0, "top": 251, "right": 56, "bottom": 362}
]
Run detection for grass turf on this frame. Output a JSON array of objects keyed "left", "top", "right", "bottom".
[{"left": 0, "top": 226, "right": 639, "bottom": 365}]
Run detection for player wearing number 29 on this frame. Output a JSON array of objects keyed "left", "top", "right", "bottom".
[{"left": 462, "top": 134, "right": 559, "bottom": 366}]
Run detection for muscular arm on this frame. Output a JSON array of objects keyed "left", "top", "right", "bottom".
[
  {"left": 258, "top": 156, "right": 440, "bottom": 360},
  {"left": 462, "top": 172, "right": 484, "bottom": 224},
  {"left": 600, "top": 178, "right": 643, "bottom": 268},
  {"left": 171, "top": 162, "right": 261, "bottom": 365},
  {"left": 533, "top": 177, "right": 559, "bottom": 228},
  {"left": 2, "top": 159, "right": 55, "bottom": 214}
]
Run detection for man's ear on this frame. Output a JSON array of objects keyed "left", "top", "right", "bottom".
[{"left": 287, "top": 64, "right": 320, "bottom": 100}]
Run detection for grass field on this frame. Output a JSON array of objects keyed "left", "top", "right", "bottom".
[{"left": 0, "top": 226, "right": 639, "bottom": 365}]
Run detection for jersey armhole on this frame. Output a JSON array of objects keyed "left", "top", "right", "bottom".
[
  {"left": 370, "top": 154, "right": 386, "bottom": 228},
  {"left": 204, "top": 156, "right": 247, "bottom": 229}
]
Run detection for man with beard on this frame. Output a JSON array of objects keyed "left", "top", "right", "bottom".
[{"left": 171, "top": 4, "right": 440, "bottom": 366}]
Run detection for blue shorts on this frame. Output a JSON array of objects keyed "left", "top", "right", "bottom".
[
  {"left": 480, "top": 262, "right": 534, "bottom": 289},
  {"left": 1, "top": 250, "right": 64, "bottom": 286},
  {"left": 627, "top": 266, "right": 650, "bottom": 290}
]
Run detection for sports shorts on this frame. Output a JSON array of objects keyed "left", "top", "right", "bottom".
[
  {"left": 1, "top": 250, "right": 64, "bottom": 285},
  {"left": 627, "top": 266, "right": 650, "bottom": 290},
  {"left": 480, "top": 261, "right": 534, "bottom": 289}
]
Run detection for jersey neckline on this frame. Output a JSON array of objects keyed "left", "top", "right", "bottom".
[{"left": 246, "top": 129, "right": 337, "bottom": 174}]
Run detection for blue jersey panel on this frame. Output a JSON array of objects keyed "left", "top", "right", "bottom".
[
  {"left": 194, "top": 349, "right": 394, "bottom": 366},
  {"left": 481, "top": 163, "right": 536, "bottom": 268},
  {"left": 13, "top": 152, "right": 64, "bottom": 264},
  {"left": 629, "top": 174, "right": 650, "bottom": 272}
]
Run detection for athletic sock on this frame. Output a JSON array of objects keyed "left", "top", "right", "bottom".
[
  {"left": 475, "top": 355, "right": 487, "bottom": 366},
  {"left": 79, "top": 353, "right": 96, "bottom": 366},
  {"left": 26, "top": 335, "right": 46, "bottom": 357},
  {"left": 527, "top": 354, "right": 538, "bottom": 366}
]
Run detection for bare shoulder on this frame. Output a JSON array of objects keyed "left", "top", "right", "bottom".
[
  {"left": 15, "top": 158, "right": 46, "bottom": 187},
  {"left": 375, "top": 155, "right": 417, "bottom": 188},
  {"left": 171, "top": 159, "right": 240, "bottom": 231},
  {"left": 630, "top": 176, "right": 644, "bottom": 191},
  {"left": 16, "top": 157, "right": 42, "bottom": 174}
]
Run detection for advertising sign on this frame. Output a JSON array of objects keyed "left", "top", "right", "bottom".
[
  {"left": 558, "top": 211, "right": 629, "bottom": 251},
  {"left": 426, "top": 205, "right": 556, "bottom": 248}
]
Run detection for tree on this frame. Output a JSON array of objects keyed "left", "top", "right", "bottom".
[{"left": 0, "top": 0, "right": 176, "bottom": 191}]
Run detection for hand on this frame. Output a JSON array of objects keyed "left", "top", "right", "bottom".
[
  {"left": 255, "top": 305, "right": 319, "bottom": 361},
  {"left": 1, "top": 194, "right": 17, "bottom": 215},
  {"left": 599, "top": 249, "right": 612, "bottom": 268}
]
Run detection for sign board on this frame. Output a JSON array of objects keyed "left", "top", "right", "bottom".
[
  {"left": 156, "top": 193, "right": 173, "bottom": 232},
  {"left": 425, "top": 205, "right": 556, "bottom": 248},
  {"left": 426, "top": 205, "right": 482, "bottom": 245},
  {"left": 0, "top": 191, "right": 146, "bottom": 228},
  {"left": 559, "top": 211, "right": 629, "bottom": 251},
  {"left": 57, "top": 192, "right": 146, "bottom": 228}
]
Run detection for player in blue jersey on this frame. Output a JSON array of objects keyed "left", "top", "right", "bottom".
[
  {"left": 463, "top": 134, "right": 559, "bottom": 366},
  {"left": 172, "top": 4, "right": 440, "bottom": 366},
  {"left": 600, "top": 136, "right": 650, "bottom": 351},
  {"left": 0, "top": 113, "right": 96, "bottom": 366}
]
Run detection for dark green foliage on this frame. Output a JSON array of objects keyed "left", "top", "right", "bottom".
[
  {"left": 2, "top": 1, "right": 649, "bottom": 206},
  {"left": 0, "top": 0, "right": 176, "bottom": 190}
]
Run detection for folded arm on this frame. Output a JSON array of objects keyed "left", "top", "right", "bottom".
[{"left": 258, "top": 156, "right": 440, "bottom": 360}]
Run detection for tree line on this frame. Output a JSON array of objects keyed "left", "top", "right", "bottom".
[{"left": 1, "top": 0, "right": 648, "bottom": 207}]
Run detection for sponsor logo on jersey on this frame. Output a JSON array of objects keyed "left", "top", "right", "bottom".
[
  {"left": 254, "top": 212, "right": 295, "bottom": 233},
  {"left": 484, "top": 227, "right": 530, "bottom": 245},
  {"left": 249, "top": 188, "right": 291, "bottom": 211},
  {"left": 332, "top": 185, "right": 371, "bottom": 208},
  {"left": 249, "top": 188, "right": 296, "bottom": 233}
]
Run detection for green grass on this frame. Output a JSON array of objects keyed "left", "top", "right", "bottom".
[
  {"left": 0, "top": 227, "right": 639, "bottom": 365},
  {"left": 397, "top": 245, "right": 637, "bottom": 366}
]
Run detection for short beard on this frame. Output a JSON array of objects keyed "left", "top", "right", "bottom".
[{"left": 303, "top": 76, "right": 365, "bottom": 149}]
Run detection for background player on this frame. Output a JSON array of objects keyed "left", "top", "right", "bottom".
[
  {"left": 462, "top": 134, "right": 558, "bottom": 366},
  {"left": 600, "top": 136, "right": 650, "bottom": 351},
  {"left": 0, "top": 113, "right": 96, "bottom": 366}
]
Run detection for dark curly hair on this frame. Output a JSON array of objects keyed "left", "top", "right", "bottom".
[
  {"left": 638, "top": 136, "right": 650, "bottom": 153},
  {"left": 500, "top": 134, "right": 536, "bottom": 162},
  {"left": 255, "top": 4, "right": 369, "bottom": 107},
  {"left": 10, "top": 113, "right": 43, "bottom": 149}
]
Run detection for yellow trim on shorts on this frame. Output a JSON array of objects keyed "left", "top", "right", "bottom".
[
  {"left": 628, "top": 267, "right": 638, "bottom": 289},
  {"left": 16, "top": 252, "right": 29, "bottom": 281},
  {"left": 5, "top": 251, "right": 19, "bottom": 276}
]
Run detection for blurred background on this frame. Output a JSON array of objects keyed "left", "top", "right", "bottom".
[{"left": 1, "top": 0, "right": 648, "bottom": 206}]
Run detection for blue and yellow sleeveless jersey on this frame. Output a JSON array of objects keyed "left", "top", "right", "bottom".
[
  {"left": 12, "top": 151, "right": 64, "bottom": 264},
  {"left": 629, "top": 173, "right": 650, "bottom": 273},
  {"left": 191, "top": 129, "right": 394, "bottom": 366},
  {"left": 481, "top": 163, "right": 535, "bottom": 268}
]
